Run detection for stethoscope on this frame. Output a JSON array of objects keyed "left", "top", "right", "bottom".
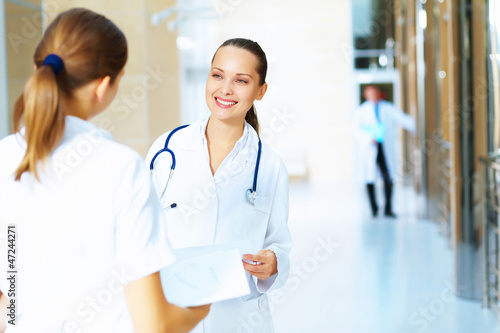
[{"left": 149, "top": 124, "right": 262, "bottom": 207}]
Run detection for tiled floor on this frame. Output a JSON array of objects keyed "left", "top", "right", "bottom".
[{"left": 272, "top": 181, "right": 500, "bottom": 333}]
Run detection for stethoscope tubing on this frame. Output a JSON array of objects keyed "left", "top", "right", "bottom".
[
  {"left": 252, "top": 139, "right": 262, "bottom": 193},
  {"left": 149, "top": 124, "right": 189, "bottom": 172},
  {"left": 150, "top": 124, "right": 261, "bottom": 206}
]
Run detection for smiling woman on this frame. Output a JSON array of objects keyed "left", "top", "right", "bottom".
[
  {"left": 206, "top": 38, "right": 268, "bottom": 137},
  {"left": 146, "top": 37, "right": 292, "bottom": 333},
  {"left": 205, "top": 43, "right": 268, "bottom": 174}
]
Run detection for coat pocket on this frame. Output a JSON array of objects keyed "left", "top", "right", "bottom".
[
  {"left": 254, "top": 195, "right": 272, "bottom": 214},
  {"left": 231, "top": 196, "right": 272, "bottom": 239}
]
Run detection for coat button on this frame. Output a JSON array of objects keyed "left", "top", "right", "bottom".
[{"left": 258, "top": 295, "right": 269, "bottom": 311}]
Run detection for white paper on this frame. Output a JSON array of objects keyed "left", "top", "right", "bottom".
[
  {"left": 160, "top": 249, "right": 250, "bottom": 307},
  {"left": 172, "top": 240, "right": 259, "bottom": 262}
]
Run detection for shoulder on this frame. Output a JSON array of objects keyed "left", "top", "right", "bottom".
[
  {"left": 251, "top": 136, "right": 288, "bottom": 182},
  {"left": 87, "top": 140, "right": 152, "bottom": 195},
  {"left": 0, "top": 133, "right": 26, "bottom": 179},
  {"left": 261, "top": 144, "right": 287, "bottom": 171},
  {"left": 356, "top": 101, "right": 371, "bottom": 113},
  {"left": 148, "top": 120, "right": 203, "bottom": 154},
  {"left": 58, "top": 132, "right": 147, "bottom": 184},
  {"left": 0, "top": 133, "right": 24, "bottom": 152},
  {"left": 380, "top": 100, "right": 397, "bottom": 110}
]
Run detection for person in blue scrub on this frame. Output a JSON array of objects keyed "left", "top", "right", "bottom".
[{"left": 354, "top": 85, "right": 415, "bottom": 217}]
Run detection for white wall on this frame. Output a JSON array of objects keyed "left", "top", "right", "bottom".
[{"left": 183, "top": 0, "right": 354, "bottom": 181}]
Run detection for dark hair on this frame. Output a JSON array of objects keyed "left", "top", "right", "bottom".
[
  {"left": 13, "top": 8, "right": 128, "bottom": 181},
  {"left": 212, "top": 38, "right": 267, "bottom": 134}
]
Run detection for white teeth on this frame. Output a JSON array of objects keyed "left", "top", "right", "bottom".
[{"left": 216, "top": 98, "right": 236, "bottom": 106}]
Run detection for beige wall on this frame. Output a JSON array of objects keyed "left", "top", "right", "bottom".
[
  {"left": 41, "top": 0, "right": 181, "bottom": 157},
  {"left": 205, "top": 0, "right": 354, "bottom": 182},
  {"left": 6, "top": 0, "right": 353, "bottom": 180},
  {"left": 5, "top": 0, "right": 42, "bottom": 131}
]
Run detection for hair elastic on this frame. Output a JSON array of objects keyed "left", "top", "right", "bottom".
[{"left": 42, "top": 54, "right": 64, "bottom": 75}]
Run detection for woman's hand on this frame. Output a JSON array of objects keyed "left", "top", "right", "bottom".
[{"left": 242, "top": 249, "right": 277, "bottom": 280}]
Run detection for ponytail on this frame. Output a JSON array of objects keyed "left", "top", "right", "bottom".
[
  {"left": 14, "top": 66, "right": 64, "bottom": 181},
  {"left": 245, "top": 105, "right": 260, "bottom": 134},
  {"left": 12, "top": 8, "right": 127, "bottom": 182}
]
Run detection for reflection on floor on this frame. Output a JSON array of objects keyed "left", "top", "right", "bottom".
[{"left": 272, "top": 181, "right": 500, "bottom": 333}]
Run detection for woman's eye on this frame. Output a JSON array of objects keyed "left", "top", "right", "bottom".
[
  {"left": 212, "top": 74, "right": 222, "bottom": 79},
  {"left": 237, "top": 79, "right": 247, "bottom": 84}
]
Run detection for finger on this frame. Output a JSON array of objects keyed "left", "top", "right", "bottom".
[
  {"left": 257, "top": 249, "right": 273, "bottom": 254},
  {"left": 242, "top": 254, "right": 260, "bottom": 262},
  {"left": 243, "top": 262, "right": 273, "bottom": 276},
  {"left": 242, "top": 262, "right": 264, "bottom": 273},
  {"left": 244, "top": 254, "right": 265, "bottom": 263},
  {"left": 258, "top": 249, "right": 276, "bottom": 260},
  {"left": 245, "top": 269, "right": 270, "bottom": 280}
]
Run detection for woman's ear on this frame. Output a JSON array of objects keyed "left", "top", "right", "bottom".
[
  {"left": 95, "top": 76, "right": 112, "bottom": 103},
  {"left": 256, "top": 83, "right": 268, "bottom": 101}
]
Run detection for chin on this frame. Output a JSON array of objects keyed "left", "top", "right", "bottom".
[
  {"left": 210, "top": 111, "right": 243, "bottom": 124},
  {"left": 211, "top": 111, "right": 230, "bottom": 121}
]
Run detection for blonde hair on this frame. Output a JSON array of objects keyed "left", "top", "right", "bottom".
[{"left": 13, "top": 8, "right": 127, "bottom": 181}]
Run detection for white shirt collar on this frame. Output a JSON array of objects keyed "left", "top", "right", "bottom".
[{"left": 199, "top": 116, "right": 250, "bottom": 155}]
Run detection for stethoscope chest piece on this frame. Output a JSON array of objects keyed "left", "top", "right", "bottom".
[{"left": 246, "top": 189, "right": 257, "bottom": 205}]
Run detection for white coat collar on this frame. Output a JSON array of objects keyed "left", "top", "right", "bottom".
[
  {"left": 62, "top": 116, "right": 114, "bottom": 144},
  {"left": 174, "top": 116, "right": 260, "bottom": 163},
  {"left": 16, "top": 115, "right": 113, "bottom": 150}
]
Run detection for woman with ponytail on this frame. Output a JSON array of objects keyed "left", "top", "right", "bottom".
[
  {"left": 0, "top": 8, "right": 209, "bottom": 332},
  {"left": 146, "top": 38, "right": 291, "bottom": 332}
]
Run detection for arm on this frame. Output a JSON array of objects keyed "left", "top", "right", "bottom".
[
  {"left": 114, "top": 155, "right": 210, "bottom": 331},
  {"left": 124, "top": 272, "right": 209, "bottom": 333},
  {"left": 243, "top": 161, "right": 292, "bottom": 293},
  {"left": 0, "top": 291, "right": 6, "bottom": 333},
  {"left": 392, "top": 104, "right": 416, "bottom": 134}
]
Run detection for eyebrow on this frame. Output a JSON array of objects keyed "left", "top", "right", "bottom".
[{"left": 212, "top": 67, "right": 253, "bottom": 78}]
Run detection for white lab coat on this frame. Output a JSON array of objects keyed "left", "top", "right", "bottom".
[
  {"left": 146, "top": 117, "right": 292, "bottom": 333},
  {"left": 353, "top": 100, "right": 415, "bottom": 183},
  {"left": 0, "top": 116, "right": 175, "bottom": 332}
]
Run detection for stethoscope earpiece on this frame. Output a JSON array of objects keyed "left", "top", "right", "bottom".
[{"left": 246, "top": 189, "right": 257, "bottom": 205}]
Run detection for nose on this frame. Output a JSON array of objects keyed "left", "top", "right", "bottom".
[{"left": 220, "top": 79, "right": 233, "bottom": 95}]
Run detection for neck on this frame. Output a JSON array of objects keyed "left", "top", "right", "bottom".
[
  {"left": 205, "top": 116, "right": 245, "bottom": 144},
  {"left": 60, "top": 95, "right": 89, "bottom": 121}
]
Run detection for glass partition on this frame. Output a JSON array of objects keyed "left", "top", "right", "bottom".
[
  {"left": 352, "top": 0, "right": 395, "bottom": 70},
  {"left": 488, "top": 0, "right": 500, "bottom": 153}
]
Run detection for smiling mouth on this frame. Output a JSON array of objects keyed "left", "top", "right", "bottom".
[{"left": 215, "top": 97, "right": 238, "bottom": 106}]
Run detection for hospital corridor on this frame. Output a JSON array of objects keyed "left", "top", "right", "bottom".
[
  {"left": 273, "top": 182, "right": 500, "bottom": 333},
  {"left": 1, "top": 0, "right": 500, "bottom": 332}
]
